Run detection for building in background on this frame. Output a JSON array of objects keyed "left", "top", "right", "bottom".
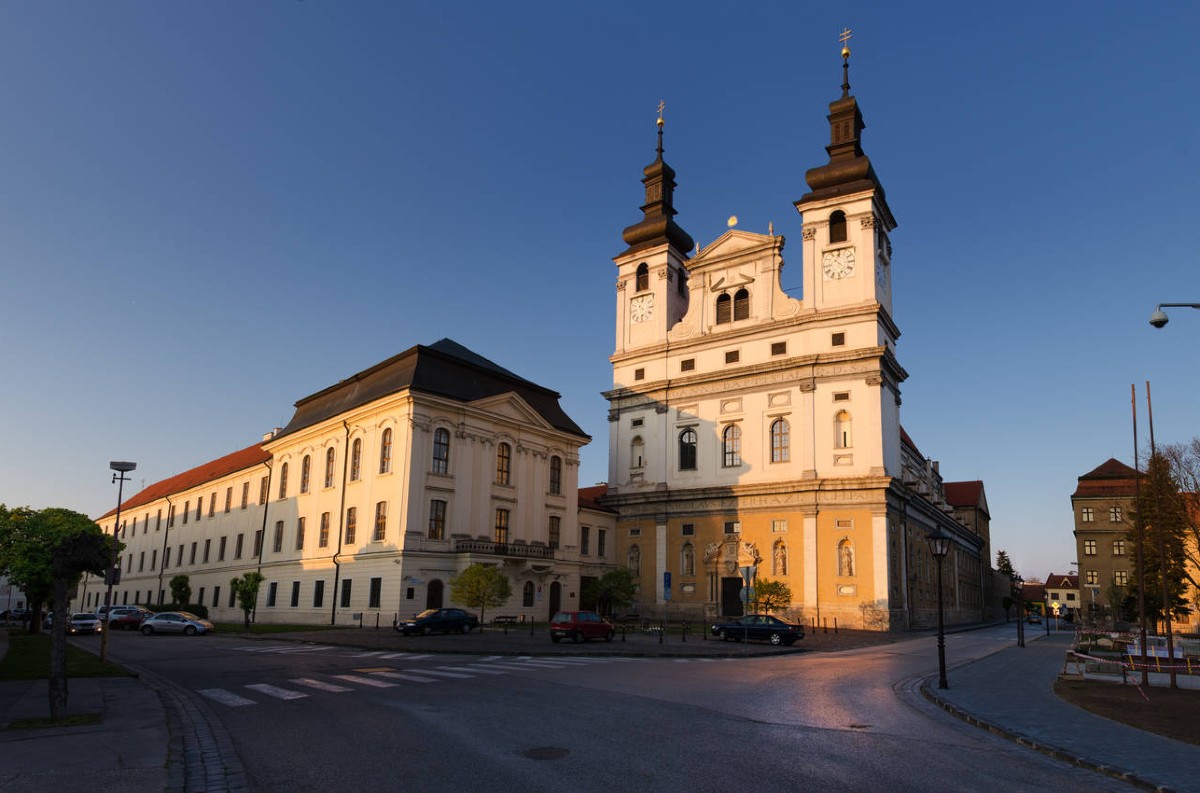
[
  {"left": 86, "top": 340, "right": 605, "bottom": 625},
  {"left": 601, "top": 51, "right": 991, "bottom": 631},
  {"left": 1071, "top": 458, "right": 1137, "bottom": 624},
  {"left": 1044, "top": 573, "right": 1080, "bottom": 620}
]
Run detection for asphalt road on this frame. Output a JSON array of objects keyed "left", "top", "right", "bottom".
[{"left": 106, "top": 626, "right": 1137, "bottom": 792}]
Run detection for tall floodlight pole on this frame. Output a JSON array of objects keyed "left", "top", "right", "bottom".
[{"left": 99, "top": 461, "right": 136, "bottom": 664}]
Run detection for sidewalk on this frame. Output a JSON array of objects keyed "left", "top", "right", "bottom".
[{"left": 924, "top": 631, "right": 1200, "bottom": 793}]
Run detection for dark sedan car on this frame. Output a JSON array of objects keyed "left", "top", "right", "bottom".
[
  {"left": 711, "top": 614, "right": 804, "bottom": 646},
  {"left": 396, "top": 608, "right": 479, "bottom": 635}
]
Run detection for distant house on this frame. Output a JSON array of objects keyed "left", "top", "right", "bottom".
[{"left": 1044, "top": 573, "right": 1080, "bottom": 620}]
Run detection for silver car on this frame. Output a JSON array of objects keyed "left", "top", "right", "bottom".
[
  {"left": 67, "top": 612, "right": 103, "bottom": 635},
  {"left": 139, "top": 611, "right": 214, "bottom": 636}
]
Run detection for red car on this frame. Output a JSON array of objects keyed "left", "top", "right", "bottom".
[{"left": 550, "top": 610, "right": 615, "bottom": 643}]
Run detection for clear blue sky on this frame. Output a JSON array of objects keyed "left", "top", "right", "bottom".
[{"left": 3, "top": 2, "right": 1197, "bottom": 583}]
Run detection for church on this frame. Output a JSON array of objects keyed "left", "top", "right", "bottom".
[{"left": 601, "top": 44, "right": 991, "bottom": 630}]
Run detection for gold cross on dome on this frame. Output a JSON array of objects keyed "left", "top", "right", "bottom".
[
  {"left": 839, "top": 27, "right": 852, "bottom": 46},
  {"left": 656, "top": 99, "right": 666, "bottom": 128}
]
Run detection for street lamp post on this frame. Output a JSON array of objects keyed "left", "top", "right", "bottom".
[
  {"left": 1148, "top": 302, "right": 1200, "bottom": 328},
  {"left": 926, "top": 532, "right": 950, "bottom": 689},
  {"left": 99, "top": 461, "right": 136, "bottom": 664},
  {"left": 1013, "top": 573, "right": 1025, "bottom": 648}
]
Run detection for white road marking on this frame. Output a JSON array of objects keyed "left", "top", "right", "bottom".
[
  {"left": 418, "top": 669, "right": 475, "bottom": 679},
  {"left": 445, "top": 665, "right": 509, "bottom": 675},
  {"left": 371, "top": 671, "right": 439, "bottom": 683},
  {"left": 245, "top": 684, "right": 308, "bottom": 700},
  {"left": 352, "top": 650, "right": 387, "bottom": 658},
  {"left": 290, "top": 677, "right": 353, "bottom": 692},
  {"left": 277, "top": 645, "right": 333, "bottom": 654},
  {"left": 198, "top": 688, "right": 256, "bottom": 707},
  {"left": 332, "top": 674, "right": 398, "bottom": 688}
]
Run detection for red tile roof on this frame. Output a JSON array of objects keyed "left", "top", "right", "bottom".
[
  {"left": 97, "top": 443, "right": 271, "bottom": 520},
  {"left": 943, "top": 480, "right": 983, "bottom": 508},
  {"left": 1073, "top": 458, "right": 1141, "bottom": 497},
  {"left": 1045, "top": 574, "right": 1079, "bottom": 589},
  {"left": 578, "top": 484, "right": 615, "bottom": 513}
]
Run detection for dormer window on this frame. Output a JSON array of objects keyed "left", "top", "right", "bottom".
[
  {"left": 829, "top": 210, "right": 847, "bottom": 243},
  {"left": 635, "top": 263, "right": 649, "bottom": 292}
]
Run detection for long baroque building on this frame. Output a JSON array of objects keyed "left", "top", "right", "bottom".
[
  {"left": 86, "top": 340, "right": 617, "bottom": 625},
  {"left": 602, "top": 49, "right": 992, "bottom": 630}
]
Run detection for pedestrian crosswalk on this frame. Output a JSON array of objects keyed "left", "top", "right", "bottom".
[
  {"left": 231, "top": 644, "right": 434, "bottom": 662},
  {"left": 196, "top": 655, "right": 654, "bottom": 708}
]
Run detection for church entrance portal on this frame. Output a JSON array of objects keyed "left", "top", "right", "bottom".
[{"left": 721, "top": 577, "right": 744, "bottom": 617}]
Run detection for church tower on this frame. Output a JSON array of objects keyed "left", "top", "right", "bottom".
[{"left": 605, "top": 39, "right": 911, "bottom": 629}]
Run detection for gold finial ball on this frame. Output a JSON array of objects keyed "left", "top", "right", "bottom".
[
  {"left": 841, "top": 45, "right": 851, "bottom": 59},
  {"left": 656, "top": 116, "right": 664, "bottom": 127},
  {"left": 727, "top": 215, "right": 738, "bottom": 228}
]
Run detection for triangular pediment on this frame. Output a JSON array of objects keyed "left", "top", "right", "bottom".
[
  {"left": 469, "top": 392, "right": 553, "bottom": 431},
  {"left": 690, "top": 229, "right": 778, "bottom": 270}
]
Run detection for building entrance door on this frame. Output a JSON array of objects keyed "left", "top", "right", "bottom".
[
  {"left": 721, "top": 577, "right": 744, "bottom": 617},
  {"left": 426, "top": 579, "right": 444, "bottom": 610},
  {"left": 548, "top": 581, "right": 561, "bottom": 620}
]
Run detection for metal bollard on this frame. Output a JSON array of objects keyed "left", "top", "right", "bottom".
[
  {"left": 659, "top": 621, "right": 665, "bottom": 644},
  {"left": 834, "top": 617, "right": 838, "bottom": 634},
  {"left": 621, "top": 623, "right": 627, "bottom": 642},
  {"left": 823, "top": 618, "right": 828, "bottom": 634},
  {"left": 530, "top": 618, "right": 535, "bottom": 637},
  {"left": 682, "top": 621, "right": 688, "bottom": 642},
  {"left": 375, "top": 613, "right": 380, "bottom": 630}
]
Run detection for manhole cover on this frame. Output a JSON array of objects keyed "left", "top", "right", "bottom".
[{"left": 521, "top": 747, "right": 570, "bottom": 761}]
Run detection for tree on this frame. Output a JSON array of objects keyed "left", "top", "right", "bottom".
[
  {"left": 752, "top": 578, "right": 792, "bottom": 613},
  {"left": 1129, "top": 451, "right": 1191, "bottom": 631},
  {"left": 169, "top": 574, "right": 192, "bottom": 605},
  {"left": 995, "top": 550, "right": 1017, "bottom": 621},
  {"left": 449, "top": 563, "right": 511, "bottom": 628},
  {"left": 583, "top": 568, "right": 638, "bottom": 617},
  {"left": 0, "top": 506, "right": 111, "bottom": 720},
  {"left": 229, "top": 571, "right": 265, "bottom": 629},
  {"left": 1160, "top": 439, "right": 1200, "bottom": 608}
]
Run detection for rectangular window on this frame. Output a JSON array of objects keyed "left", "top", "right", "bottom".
[
  {"left": 196, "top": 500, "right": 203, "bottom": 521},
  {"left": 369, "top": 577, "right": 382, "bottom": 608},
  {"left": 224, "top": 487, "right": 232, "bottom": 513},
  {"left": 219, "top": 536, "right": 227, "bottom": 561},
  {"left": 189, "top": 542, "right": 197, "bottom": 565},
  {"left": 183, "top": 501, "right": 189, "bottom": 525},
  {"left": 771, "top": 341, "right": 787, "bottom": 356},
  {"left": 548, "top": 516, "right": 561, "bottom": 549},
  {"left": 319, "top": 513, "right": 330, "bottom": 547},
  {"left": 203, "top": 539, "right": 211, "bottom": 563},
  {"left": 208, "top": 492, "right": 216, "bottom": 517},
  {"left": 345, "top": 507, "right": 357, "bottom": 545},
  {"left": 296, "top": 517, "right": 306, "bottom": 551},
  {"left": 1113, "top": 539, "right": 1126, "bottom": 556},
  {"left": 772, "top": 520, "right": 788, "bottom": 533},
  {"left": 725, "top": 350, "right": 739, "bottom": 364},
  {"left": 494, "top": 508, "right": 510, "bottom": 545},
  {"left": 259, "top": 476, "right": 268, "bottom": 505},
  {"left": 167, "top": 505, "right": 175, "bottom": 528},
  {"left": 138, "top": 552, "right": 145, "bottom": 572},
  {"left": 235, "top": 534, "right": 244, "bottom": 559},
  {"left": 198, "top": 587, "right": 205, "bottom": 605},
  {"left": 680, "top": 358, "right": 695, "bottom": 372},
  {"left": 241, "top": 482, "right": 249, "bottom": 509},
  {"left": 340, "top": 579, "right": 353, "bottom": 608},
  {"left": 1066, "top": 593, "right": 1076, "bottom": 601},
  {"left": 597, "top": 528, "right": 606, "bottom": 557},
  {"left": 724, "top": 521, "right": 740, "bottom": 534},
  {"left": 228, "top": 587, "right": 236, "bottom": 608},
  {"left": 628, "top": 528, "right": 641, "bottom": 537},
  {"left": 313, "top": 580, "right": 325, "bottom": 608},
  {"left": 1083, "top": 540, "right": 1096, "bottom": 556},
  {"left": 1114, "top": 570, "right": 1129, "bottom": 586},
  {"left": 273, "top": 521, "right": 284, "bottom": 553},
  {"left": 177, "top": 545, "right": 184, "bottom": 567},
  {"left": 267, "top": 582, "right": 278, "bottom": 607},
  {"left": 634, "top": 368, "right": 645, "bottom": 381},
  {"left": 151, "top": 549, "right": 157, "bottom": 570},
  {"left": 428, "top": 500, "right": 446, "bottom": 540},
  {"left": 374, "top": 502, "right": 387, "bottom": 542},
  {"left": 580, "top": 526, "right": 590, "bottom": 556},
  {"left": 156, "top": 510, "right": 162, "bottom": 531},
  {"left": 1109, "top": 507, "right": 1123, "bottom": 523},
  {"left": 127, "top": 554, "right": 133, "bottom": 572},
  {"left": 212, "top": 586, "right": 220, "bottom": 608},
  {"left": 682, "top": 523, "right": 695, "bottom": 536},
  {"left": 831, "top": 332, "right": 846, "bottom": 346},
  {"left": 253, "top": 530, "right": 263, "bottom": 558},
  {"left": 1081, "top": 507, "right": 1094, "bottom": 523},
  {"left": 1085, "top": 570, "right": 1099, "bottom": 585},
  {"left": 290, "top": 581, "right": 300, "bottom": 608}
]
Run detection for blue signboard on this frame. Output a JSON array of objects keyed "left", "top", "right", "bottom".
[{"left": 663, "top": 571, "right": 672, "bottom": 601}]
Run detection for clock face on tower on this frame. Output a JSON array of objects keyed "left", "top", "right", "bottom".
[
  {"left": 822, "top": 248, "right": 855, "bottom": 279},
  {"left": 630, "top": 294, "right": 655, "bottom": 323}
]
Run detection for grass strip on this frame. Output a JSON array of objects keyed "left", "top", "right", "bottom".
[{"left": 0, "top": 634, "right": 130, "bottom": 680}]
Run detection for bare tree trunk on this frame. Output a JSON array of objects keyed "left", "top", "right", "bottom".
[{"left": 48, "top": 578, "right": 69, "bottom": 720}]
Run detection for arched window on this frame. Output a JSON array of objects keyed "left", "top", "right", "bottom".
[
  {"left": 432, "top": 427, "right": 450, "bottom": 474},
  {"left": 733, "top": 288, "right": 750, "bottom": 321},
  {"left": 838, "top": 539, "right": 855, "bottom": 577},
  {"left": 628, "top": 544, "right": 641, "bottom": 575},
  {"left": 350, "top": 438, "right": 362, "bottom": 481},
  {"left": 523, "top": 580, "right": 535, "bottom": 608},
  {"left": 428, "top": 499, "right": 446, "bottom": 540},
  {"left": 300, "top": 455, "right": 311, "bottom": 494},
  {"left": 681, "top": 543, "right": 695, "bottom": 576},
  {"left": 722, "top": 425, "right": 741, "bottom": 468},
  {"left": 835, "top": 411, "right": 852, "bottom": 449},
  {"left": 715, "top": 293, "right": 732, "bottom": 324},
  {"left": 324, "top": 447, "right": 336, "bottom": 488},
  {"left": 770, "top": 418, "right": 790, "bottom": 463},
  {"left": 635, "top": 262, "right": 649, "bottom": 292},
  {"left": 549, "top": 456, "right": 562, "bottom": 495},
  {"left": 496, "top": 442, "right": 512, "bottom": 485},
  {"left": 278, "top": 462, "right": 289, "bottom": 499},
  {"left": 630, "top": 436, "right": 645, "bottom": 469},
  {"left": 773, "top": 540, "right": 788, "bottom": 576},
  {"left": 678, "top": 428, "right": 697, "bottom": 471},
  {"left": 829, "top": 210, "right": 847, "bottom": 243},
  {"left": 379, "top": 428, "right": 392, "bottom": 474}
]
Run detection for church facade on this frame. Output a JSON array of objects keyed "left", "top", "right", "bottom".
[{"left": 602, "top": 51, "right": 991, "bottom": 630}]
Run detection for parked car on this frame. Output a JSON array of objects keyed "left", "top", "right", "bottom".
[
  {"left": 549, "top": 610, "right": 615, "bottom": 643},
  {"left": 107, "top": 605, "right": 152, "bottom": 630},
  {"left": 396, "top": 608, "right": 479, "bottom": 635},
  {"left": 1026, "top": 614, "right": 1043, "bottom": 624},
  {"left": 67, "top": 613, "right": 103, "bottom": 635},
  {"left": 140, "top": 611, "right": 214, "bottom": 636},
  {"left": 711, "top": 614, "right": 804, "bottom": 646}
]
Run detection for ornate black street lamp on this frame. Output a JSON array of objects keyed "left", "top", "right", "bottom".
[
  {"left": 99, "top": 461, "right": 135, "bottom": 664},
  {"left": 926, "top": 531, "right": 950, "bottom": 689}
]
